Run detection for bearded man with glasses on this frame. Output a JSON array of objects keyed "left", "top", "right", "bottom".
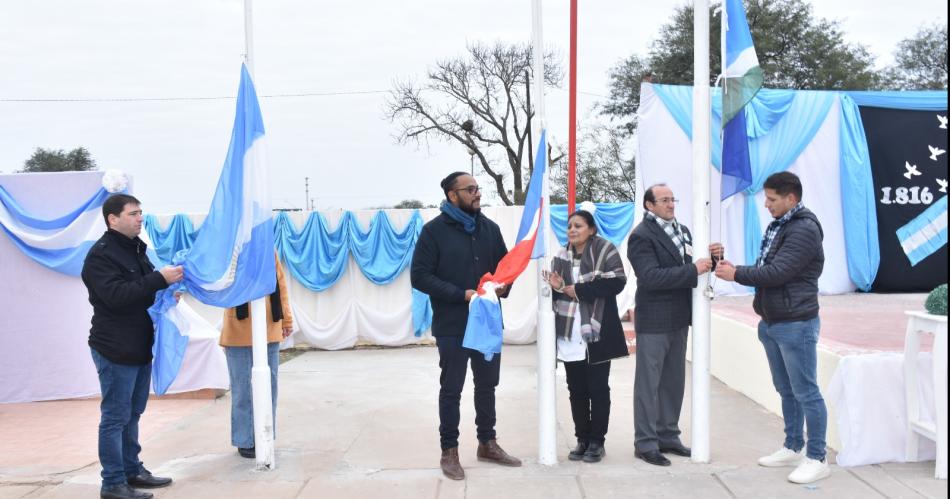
[{"left": 411, "top": 172, "right": 521, "bottom": 480}]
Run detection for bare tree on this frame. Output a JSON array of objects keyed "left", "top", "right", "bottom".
[
  {"left": 550, "top": 124, "right": 636, "bottom": 204},
  {"left": 386, "top": 42, "right": 562, "bottom": 205}
]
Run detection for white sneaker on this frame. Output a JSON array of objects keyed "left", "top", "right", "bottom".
[
  {"left": 757, "top": 447, "right": 805, "bottom": 467},
  {"left": 787, "top": 457, "right": 831, "bottom": 484}
]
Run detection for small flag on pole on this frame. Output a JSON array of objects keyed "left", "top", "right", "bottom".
[{"left": 721, "top": 0, "right": 761, "bottom": 199}]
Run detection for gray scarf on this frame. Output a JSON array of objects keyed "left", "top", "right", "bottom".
[{"left": 550, "top": 236, "right": 626, "bottom": 343}]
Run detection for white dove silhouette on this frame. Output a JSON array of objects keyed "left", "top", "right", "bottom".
[
  {"left": 928, "top": 145, "right": 946, "bottom": 161},
  {"left": 904, "top": 162, "right": 922, "bottom": 179},
  {"left": 938, "top": 115, "right": 948, "bottom": 129},
  {"left": 938, "top": 178, "right": 948, "bottom": 193}
]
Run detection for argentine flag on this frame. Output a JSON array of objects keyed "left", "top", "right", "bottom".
[
  {"left": 463, "top": 130, "right": 548, "bottom": 361},
  {"left": 896, "top": 195, "right": 948, "bottom": 266},
  {"left": 150, "top": 64, "right": 276, "bottom": 394},
  {"left": 721, "top": 0, "right": 761, "bottom": 200}
]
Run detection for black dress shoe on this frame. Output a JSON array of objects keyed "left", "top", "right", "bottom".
[
  {"left": 101, "top": 483, "right": 153, "bottom": 499},
  {"left": 126, "top": 470, "right": 172, "bottom": 489},
  {"left": 582, "top": 442, "right": 605, "bottom": 463},
  {"left": 660, "top": 444, "right": 692, "bottom": 457},
  {"left": 635, "top": 448, "right": 671, "bottom": 466},
  {"left": 568, "top": 441, "right": 589, "bottom": 461},
  {"left": 238, "top": 447, "right": 256, "bottom": 459}
]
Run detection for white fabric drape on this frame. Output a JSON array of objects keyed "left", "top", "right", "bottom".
[
  {"left": 828, "top": 352, "right": 936, "bottom": 466},
  {"left": 0, "top": 172, "right": 228, "bottom": 404},
  {"left": 637, "top": 85, "right": 857, "bottom": 295}
]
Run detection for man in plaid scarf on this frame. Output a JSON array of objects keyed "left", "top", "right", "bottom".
[{"left": 627, "top": 183, "right": 720, "bottom": 467}]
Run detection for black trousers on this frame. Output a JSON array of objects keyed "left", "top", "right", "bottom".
[
  {"left": 564, "top": 359, "right": 612, "bottom": 445},
  {"left": 436, "top": 336, "right": 501, "bottom": 450}
]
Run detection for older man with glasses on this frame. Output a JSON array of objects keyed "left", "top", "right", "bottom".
[
  {"left": 626, "top": 183, "right": 721, "bottom": 467},
  {"left": 411, "top": 172, "right": 521, "bottom": 480}
]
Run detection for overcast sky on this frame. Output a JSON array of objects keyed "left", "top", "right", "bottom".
[{"left": 1, "top": 0, "right": 946, "bottom": 214}]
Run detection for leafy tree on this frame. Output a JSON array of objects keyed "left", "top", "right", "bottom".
[
  {"left": 604, "top": 0, "right": 881, "bottom": 135},
  {"left": 392, "top": 199, "right": 427, "bottom": 209},
  {"left": 883, "top": 23, "right": 948, "bottom": 90},
  {"left": 20, "top": 147, "right": 97, "bottom": 173},
  {"left": 386, "top": 42, "right": 562, "bottom": 205}
]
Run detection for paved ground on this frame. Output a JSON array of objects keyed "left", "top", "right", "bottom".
[{"left": 0, "top": 345, "right": 945, "bottom": 499}]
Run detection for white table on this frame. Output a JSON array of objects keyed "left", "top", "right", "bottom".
[{"left": 904, "top": 311, "right": 948, "bottom": 479}]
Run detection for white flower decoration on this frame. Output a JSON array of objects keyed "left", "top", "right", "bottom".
[
  {"left": 101, "top": 170, "right": 130, "bottom": 193},
  {"left": 578, "top": 200, "right": 597, "bottom": 215}
]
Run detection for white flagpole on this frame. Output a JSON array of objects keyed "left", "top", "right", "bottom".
[
  {"left": 244, "top": 0, "right": 275, "bottom": 470},
  {"left": 691, "top": 0, "right": 712, "bottom": 464},
  {"left": 531, "top": 0, "right": 557, "bottom": 467}
]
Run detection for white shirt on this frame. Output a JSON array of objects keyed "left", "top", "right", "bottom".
[{"left": 556, "top": 262, "right": 587, "bottom": 362}]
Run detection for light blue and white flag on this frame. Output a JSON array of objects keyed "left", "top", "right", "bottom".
[
  {"left": 896, "top": 195, "right": 948, "bottom": 266},
  {"left": 721, "top": 0, "right": 761, "bottom": 200},
  {"left": 150, "top": 64, "right": 276, "bottom": 394}
]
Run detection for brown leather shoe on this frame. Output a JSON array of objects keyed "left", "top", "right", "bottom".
[
  {"left": 440, "top": 447, "right": 465, "bottom": 480},
  {"left": 476, "top": 439, "right": 522, "bottom": 467}
]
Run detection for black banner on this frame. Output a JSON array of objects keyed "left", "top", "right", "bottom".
[{"left": 862, "top": 106, "right": 948, "bottom": 292}]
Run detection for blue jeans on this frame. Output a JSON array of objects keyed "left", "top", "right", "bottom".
[
  {"left": 224, "top": 343, "right": 279, "bottom": 449},
  {"left": 90, "top": 348, "right": 150, "bottom": 487},
  {"left": 758, "top": 317, "right": 827, "bottom": 461}
]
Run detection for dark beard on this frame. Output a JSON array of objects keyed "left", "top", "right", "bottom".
[{"left": 459, "top": 202, "right": 480, "bottom": 216}]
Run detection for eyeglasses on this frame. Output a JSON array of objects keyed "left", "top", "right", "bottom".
[
  {"left": 454, "top": 185, "right": 480, "bottom": 195},
  {"left": 655, "top": 197, "right": 678, "bottom": 205}
]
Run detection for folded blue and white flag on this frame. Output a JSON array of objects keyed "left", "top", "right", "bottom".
[
  {"left": 896, "top": 194, "right": 948, "bottom": 266},
  {"left": 150, "top": 64, "right": 276, "bottom": 394}
]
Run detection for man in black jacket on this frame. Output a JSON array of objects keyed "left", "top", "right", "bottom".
[
  {"left": 627, "top": 184, "right": 716, "bottom": 467},
  {"left": 716, "top": 172, "right": 829, "bottom": 484},
  {"left": 410, "top": 172, "right": 520, "bottom": 480},
  {"left": 81, "top": 194, "right": 183, "bottom": 499}
]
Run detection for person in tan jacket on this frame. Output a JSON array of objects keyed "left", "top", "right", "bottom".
[{"left": 220, "top": 256, "right": 293, "bottom": 459}]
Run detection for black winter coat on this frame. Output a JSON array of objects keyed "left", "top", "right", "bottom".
[
  {"left": 410, "top": 212, "right": 508, "bottom": 337},
  {"left": 82, "top": 229, "right": 169, "bottom": 364},
  {"left": 735, "top": 207, "right": 824, "bottom": 324},
  {"left": 626, "top": 218, "right": 698, "bottom": 334}
]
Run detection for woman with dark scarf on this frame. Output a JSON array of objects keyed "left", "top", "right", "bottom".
[
  {"left": 219, "top": 255, "right": 294, "bottom": 459},
  {"left": 546, "top": 209, "right": 629, "bottom": 463}
]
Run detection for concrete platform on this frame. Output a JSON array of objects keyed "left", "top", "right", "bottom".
[{"left": 0, "top": 345, "right": 944, "bottom": 498}]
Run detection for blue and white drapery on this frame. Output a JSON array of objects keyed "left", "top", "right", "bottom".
[
  {"left": 639, "top": 82, "right": 947, "bottom": 294},
  {"left": 0, "top": 185, "right": 116, "bottom": 276},
  {"left": 145, "top": 202, "right": 638, "bottom": 339}
]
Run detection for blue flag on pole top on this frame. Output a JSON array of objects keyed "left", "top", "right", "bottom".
[
  {"left": 721, "top": 0, "right": 761, "bottom": 200},
  {"left": 149, "top": 63, "right": 277, "bottom": 394}
]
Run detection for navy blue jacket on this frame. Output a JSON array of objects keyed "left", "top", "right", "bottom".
[
  {"left": 626, "top": 218, "right": 697, "bottom": 334},
  {"left": 82, "top": 229, "right": 169, "bottom": 364},
  {"left": 735, "top": 207, "right": 824, "bottom": 324},
  {"left": 411, "top": 212, "right": 508, "bottom": 337}
]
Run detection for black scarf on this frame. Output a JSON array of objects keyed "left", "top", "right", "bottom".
[{"left": 235, "top": 286, "right": 283, "bottom": 323}]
